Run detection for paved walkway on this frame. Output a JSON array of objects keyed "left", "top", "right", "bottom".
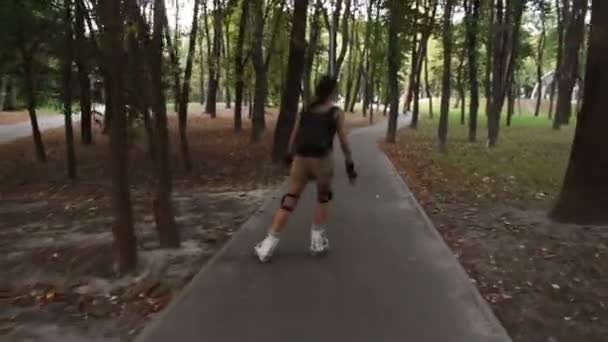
[
  {"left": 0, "top": 115, "right": 65, "bottom": 144},
  {"left": 138, "top": 119, "right": 511, "bottom": 342}
]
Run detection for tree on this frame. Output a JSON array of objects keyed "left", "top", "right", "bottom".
[
  {"left": 302, "top": 0, "right": 323, "bottom": 104},
  {"left": 534, "top": 1, "right": 546, "bottom": 118},
  {"left": 10, "top": 0, "right": 51, "bottom": 162},
  {"left": 553, "top": 0, "right": 587, "bottom": 129},
  {"left": 464, "top": 0, "right": 481, "bottom": 142},
  {"left": 438, "top": 0, "right": 454, "bottom": 152},
  {"left": 250, "top": 0, "right": 267, "bottom": 142},
  {"left": 151, "top": 0, "right": 180, "bottom": 248},
  {"left": 75, "top": 0, "right": 93, "bottom": 145},
  {"left": 98, "top": 0, "right": 137, "bottom": 274},
  {"left": 548, "top": 0, "right": 565, "bottom": 120},
  {"left": 272, "top": 0, "right": 309, "bottom": 161},
  {"left": 551, "top": 0, "right": 608, "bottom": 224},
  {"left": 205, "top": 0, "right": 222, "bottom": 117},
  {"left": 177, "top": 0, "right": 201, "bottom": 171},
  {"left": 487, "top": 0, "right": 525, "bottom": 147},
  {"left": 233, "top": 0, "right": 249, "bottom": 132},
  {"left": 386, "top": 0, "right": 401, "bottom": 143},
  {"left": 411, "top": 0, "right": 438, "bottom": 129},
  {"left": 62, "top": 0, "right": 77, "bottom": 179}
]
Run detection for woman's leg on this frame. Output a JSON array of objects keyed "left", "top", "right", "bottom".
[
  {"left": 269, "top": 181, "right": 306, "bottom": 234},
  {"left": 313, "top": 181, "right": 331, "bottom": 227}
]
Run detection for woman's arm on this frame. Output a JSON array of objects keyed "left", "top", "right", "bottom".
[
  {"left": 287, "top": 112, "right": 300, "bottom": 155},
  {"left": 336, "top": 109, "right": 353, "bottom": 162}
]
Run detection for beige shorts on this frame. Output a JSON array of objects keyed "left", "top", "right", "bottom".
[{"left": 290, "top": 155, "right": 334, "bottom": 184}]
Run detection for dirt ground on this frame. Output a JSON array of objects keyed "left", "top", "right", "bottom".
[
  {"left": 384, "top": 127, "right": 608, "bottom": 342},
  {"left": 0, "top": 106, "right": 369, "bottom": 341}
]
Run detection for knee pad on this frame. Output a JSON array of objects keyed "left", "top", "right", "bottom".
[
  {"left": 317, "top": 187, "right": 333, "bottom": 203},
  {"left": 280, "top": 193, "right": 299, "bottom": 212}
]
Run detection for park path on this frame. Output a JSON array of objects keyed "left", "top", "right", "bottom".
[
  {"left": 137, "top": 118, "right": 512, "bottom": 342},
  {"left": 0, "top": 115, "right": 65, "bottom": 144}
]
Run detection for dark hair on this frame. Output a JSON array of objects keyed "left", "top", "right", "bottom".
[{"left": 308, "top": 75, "right": 338, "bottom": 109}]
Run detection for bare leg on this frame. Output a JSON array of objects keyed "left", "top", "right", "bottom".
[
  {"left": 269, "top": 181, "right": 306, "bottom": 234},
  {"left": 313, "top": 181, "right": 331, "bottom": 227}
]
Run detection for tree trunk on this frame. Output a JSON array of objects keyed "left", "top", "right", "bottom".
[
  {"left": 233, "top": 0, "right": 249, "bottom": 132},
  {"left": 386, "top": 0, "right": 401, "bottom": 143},
  {"left": 424, "top": 50, "right": 433, "bottom": 118},
  {"left": 251, "top": 0, "right": 267, "bottom": 143},
  {"left": 327, "top": 0, "right": 344, "bottom": 76},
  {"left": 198, "top": 23, "right": 206, "bottom": 105},
  {"left": 484, "top": 0, "right": 495, "bottom": 117},
  {"left": 465, "top": 0, "right": 480, "bottom": 142},
  {"left": 302, "top": 0, "right": 322, "bottom": 104},
  {"left": 506, "top": 83, "right": 515, "bottom": 126},
  {"left": 272, "top": 0, "right": 309, "bottom": 161},
  {"left": 488, "top": 0, "right": 524, "bottom": 147},
  {"left": 63, "top": 0, "right": 77, "bottom": 179},
  {"left": 76, "top": 0, "right": 93, "bottom": 145},
  {"left": 534, "top": 9, "right": 546, "bottom": 117},
  {"left": 552, "top": 0, "right": 608, "bottom": 224},
  {"left": 0, "top": 76, "right": 7, "bottom": 110},
  {"left": 344, "top": 14, "right": 358, "bottom": 113},
  {"left": 438, "top": 0, "right": 454, "bottom": 152},
  {"left": 98, "top": 0, "right": 137, "bottom": 274},
  {"left": 457, "top": 48, "right": 466, "bottom": 126},
  {"left": 554, "top": 0, "right": 587, "bottom": 129},
  {"left": 224, "top": 16, "right": 232, "bottom": 109},
  {"left": 204, "top": 0, "right": 221, "bottom": 117},
  {"left": 151, "top": 0, "right": 180, "bottom": 248},
  {"left": 164, "top": 7, "right": 181, "bottom": 115},
  {"left": 177, "top": 0, "right": 201, "bottom": 171},
  {"left": 335, "top": 0, "right": 352, "bottom": 75},
  {"left": 22, "top": 56, "right": 47, "bottom": 163},
  {"left": 549, "top": 0, "right": 565, "bottom": 120},
  {"left": 405, "top": 0, "right": 421, "bottom": 113}
]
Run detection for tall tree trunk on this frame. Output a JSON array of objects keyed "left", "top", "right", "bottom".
[
  {"left": 344, "top": 17, "right": 358, "bottom": 112},
  {"left": 327, "top": 0, "right": 344, "bottom": 76},
  {"left": 438, "top": 0, "right": 454, "bottom": 152},
  {"left": 272, "top": 0, "right": 309, "bottom": 161},
  {"left": 411, "top": 0, "right": 437, "bottom": 128},
  {"left": 63, "top": 0, "right": 77, "bottom": 179},
  {"left": 164, "top": 7, "right": 181, "bottom": 115},
  {"left": 386, "top": 0, "right": 401, "bottom": 143},
  {"left": 549, "top": 0, "right": 565, "bottom": 120},
  {"left": 465, "top": 0, "right": 480, "bottom": 142},
  {"left": 488, "top": 0, "right": 524, "bottom": 147},
  {"left": 233, "top": 0, "right": 249, "bottom": 132},
  {"left": 552, "top": 0, "right": 608, "bottom": 224},
  {"left": 457, "top": 49, "right": 466, "bottom": 125},
  {"left": 335, "top": 0, "right": 352, "bottom": 74},
  {"left": 251, "top": 0, "right": 267, "bottom": 142},
  {"left": 534, "top": 9, "right": 546, "bottom": 117},
  {"left": 0, "top": 76, "right": 7, "bottom": 110},
  {"left": 224, "top": 16, "right": 232, "bottom": 109},
  {"left": 22, "top": 56, "right": 47, "bottom": 162},
  {"left": 554, "top": 0, "right": 587, "bottom": 129},
  {"left": 303, "top": 0, "right": 322, "bottom": 104},
  {"left": 76, "top": 0, "right": 92, "bottom": 145},
  {"left": 349, "top": 65, "right": 363, "bottom": 113},
  {"left": 205, "top": 0, "right": 221, "bottom": 117},
  {"left": 405, "top": 0, "right": 420, "bottom": 113},
  {"left": 151, "top": 0, "right": 180, "bottom": 248},
  {"left": 198, "top": 18, "right": 206, "bottom": 105},
  {"left": 98, "top": 0, "right": 137, "bottom": 274},
  {"left": 424, "top": 50, "right": 433, "bottom": 118},
  {"left": 177, "top": 0, "right": 201, "bottom": 171},
  {"left": 484, "top": 0, "right": 495, "bottom": 117},
  {"left": 506, "top": 83, "right": 515, "bottom": 126}
]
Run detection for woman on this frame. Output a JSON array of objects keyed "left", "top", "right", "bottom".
[{"left": 254, "top": 76, "right": 357, "bottom": 262}]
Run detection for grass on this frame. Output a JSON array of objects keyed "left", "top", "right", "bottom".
[{"left": 399, "top": 98, "right": 576, "bottom": 203}]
